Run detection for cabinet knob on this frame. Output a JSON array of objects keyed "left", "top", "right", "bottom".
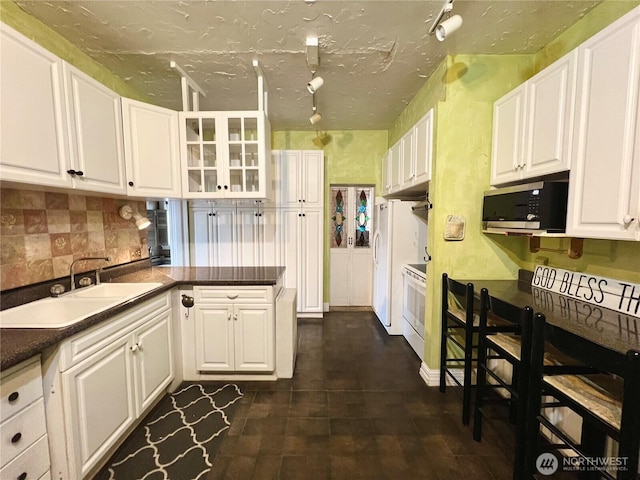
[
  {"left": 8, "top": 391, "right": 19, "bottom": 403},
  {"left": 130, "top": 343, "right": 139, "bottom": 353},
  {"left": 75, "top": 170, "right": 84, "bottom": 176},
  {"left": 233, "top": 313, "right": 238, "bottom": 321},
  {"left": 258, "top": 213, "right": 262, "bottom": 217},
  {"left": 302, "top": 213, "right": 306, "bottom": 217},
  {"left": 217, "top": 185, "right": 222, "bottom": 190},
  {"left": 224, "top": 185, "right": 229, "bottom": 190},
  {"left": 302, "top": 199, "right": 306, "bottom": 203},
  {"left": 11, "top": 432, "right": 22, "bottom": 444},
  {"left": 255, "top": 213, "right": 258, "bottom": 217},
  {"left": 298, "top": 199, "right": 302, "bottom": 203},
  {"left": 623, "top": 215, "right": 635, "bottom": 225},
  {"left": 67, "top": 169, "right": 76, "bottom": 175},
  {"left": 227, "top": 314, "right": 232, "bottom": 321},
  {"left": 17, "top": 472, "right": 27, "bottom": 480},
  {"left": 298, "top": 213, "right": 302, "bottom": 217},
  {"left": 128, "top": 181, "right": 134, "bottom": 187}
]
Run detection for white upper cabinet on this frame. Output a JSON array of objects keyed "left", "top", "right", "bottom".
[
  {"left": 381, "top": 150, "right": 391, "bottom": 197},
  {"left": 385, "top": 108, "right": 434, "bottom": 196},
  {"left": 121, "top": 98, "right": 181, "bottom": 198},
  {"left": 276, "top": 150, "right": 323, "bottom": 208},
  {"left": 389, "top": 140, "right": 403, "bottom": 193},
  {"left": 179, "top": 111, "right": 272, "bottom": 200},
  {"left": 0, "top": 24, "right": 71, "bottom": 188},
  {"left": 566, "top": 6, "right": 640, "bottom": 241},
  {"left": 491, "top": 50, "right": 577, "bottom": 185},
  {"left": 63, "top": 63, "right": 127, "bottom": 195}
]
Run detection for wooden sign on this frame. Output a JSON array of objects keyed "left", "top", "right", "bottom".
[{"left": 532, "top": 265, "right": 640, "bottom": 318}]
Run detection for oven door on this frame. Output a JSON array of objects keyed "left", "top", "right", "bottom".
[{"left": 402, "top": 268, "right": 425, "bottom": 339}]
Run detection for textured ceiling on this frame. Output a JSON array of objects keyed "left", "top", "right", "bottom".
[{"left": 15, "top": 0, "right": 602, "bottom": 130}]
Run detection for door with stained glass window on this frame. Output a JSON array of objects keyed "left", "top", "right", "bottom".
[{"left": 329, "top": 186, "right": 374, "bottom": 306}]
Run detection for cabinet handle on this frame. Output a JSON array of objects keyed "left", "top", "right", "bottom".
[
  {"left": 302, "top": 213, "right": 306, "bottom": 217},
  {"left": 128, "top": 181, "right": 134, "bottom": 187},
  {"left": 11, "top": 432, "right": 22, "bottom": 444},
  {"left": 302, "top": 199, "right": 306, "bottom": 203},
  {"left": 130, "top": 343, "right": 139, "bottom": 353},
  {"left": 623, "top": 215, "right": 635, "bottom": 225},
  {"left": 298, "top": 199, "right": 302, "bottom": 203},
  {"left": 17, "top": 472, "right": 27, "bottom": 480},
  {"left": 298, "top": 213, "right": 302, "bottom": 217},
  {"left": 258, "top": 213, "right": 262, "bottom": 217},
  {"left": 254, "top": 213, "right": 258, "bottom": 217},
  {"left": 224, "top": 185, "right": 228, "bottom": 190},
  {"left": 227, "top": 294, "right": 239, "bottom": 299},
  {"left": 228, "top": 314, "right": 232, "bottom": 321},
  {"left": 8, "top": 391, "right": 19, "bottom": 403},
  {"left": 233, "top": 314, "right": 238, "bottom": 321},
  {"left": 67, "top": 169, "right": 77, "bottom": 175},
  {"left": 217, "top": 185, "right": 222, "bottom": 190},
  {"left": 75, "top": 170, "right": 84, "bottom": 176}
]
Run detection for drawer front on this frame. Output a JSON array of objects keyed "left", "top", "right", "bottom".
[
  {"left": 59, "top": 293, "right": 171, "bottom": 371},
  {"left": 0, "top": 398, "right": 47, "bottom": 466},
  {"left": 195, "top": 286, "right": 272, "bottom": 303},
  {"left": 0, "top": 358, "right": 43, "bottom": 423},
  {"left": 0, "top": 434, "right": 49, "bottom": 480}
]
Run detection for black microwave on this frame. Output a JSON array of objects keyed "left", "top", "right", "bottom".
[{"left": 482, "top": 181, "right": 569, "bottom": 233}]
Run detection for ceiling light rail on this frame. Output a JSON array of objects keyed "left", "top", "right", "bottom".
[
  {"left": 253, "top": 59, "right": 269, "bottom": 115},
  {"left": 170, "top": 61, "right": 207, "bottom": 112}
]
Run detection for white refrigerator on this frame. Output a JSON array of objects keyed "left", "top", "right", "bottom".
[{"left": 372, "top": 198, "right": 424, "bottom": 335}]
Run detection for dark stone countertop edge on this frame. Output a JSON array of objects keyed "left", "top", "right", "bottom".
[{"left": 0, "top": 265, "right": 286, "bottom": 371}]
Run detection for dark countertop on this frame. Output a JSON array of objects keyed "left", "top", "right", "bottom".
[
  {"left": 464, "top": 279, "right": 640, "bottom": 356},
  {"left": 0, "top": 265, "right": 285, "bottom": 370}
]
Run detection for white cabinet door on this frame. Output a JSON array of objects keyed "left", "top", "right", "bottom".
[
  {"left": 389, "top": 140, "right": 403, "bottom": 192},
  {"left": 280, "top": 209, "right": 301, "bottom": 294},
  {"left": 567, "top": 7, "right": 640, "bottom": 240},
  {"left": 401, "top": 128, "right": 414, "bottom": 186},
  {"left": 234, "top": 304, "right": 274, "bottom": 372},
  {"left": 523, "top": 50, "right": 577, "bottom": 178},
  {"left": 63, "top": 64, "right": 126, "bottom": 195},
  {"left": 122, "top": 98, "right": 181, "bottom": 198},
  {"left": 381, "top": 151, "right": 391, "bottom": 196},
  {"left": 62, "top": 336, "right": 135, "bottom": 478},
  {"left": 213, "top": 207, "right": 237, "bottom": 266},
  {"left": 0, "top": 24, "right": 71, "bottom": 188},
  {"left": 133, "top": 310, "right": 174, "bottom": 416},
  {"left": 237, "top": 207, "right": 260, "bottom": 266},
  {"left": 259, "top": 207, "right": 279, "bottom": 267},
  {"left": 189, "top": 207, "right": 215, "bottom": 266},
  {"left": 302, "top": 151, "right": 324, "bottom": 207},
  {"left": 300, "top": 209, "right": 324, "bottom": 314},
  {"left": 194, "top": 305, "right": 234, "bottom": 372},
  {"left": 413, "top": 109, "right": 434, "bottom": 185},
  {"left": 491, "top": 84, "right": 526, "bottom": 185}
]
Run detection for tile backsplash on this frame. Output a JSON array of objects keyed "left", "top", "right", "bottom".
[{"left": 0, "top": 187, "right": 149, "bottom": 291}]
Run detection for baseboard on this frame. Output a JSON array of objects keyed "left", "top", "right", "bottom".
[
  {"left": 418, "top": 362, "right": 464, "bottom": 387},
  {"left": 323, "top": 302, "right": 330, "bottom": 312}
]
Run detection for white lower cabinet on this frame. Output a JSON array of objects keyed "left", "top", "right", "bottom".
[
  {"left": 193, "top": 286, "right": 275, "bottom": 373},
  {"left": 45, "top": 293, "right": 173, "bottom": 479},
  {"left": 0, "top": 357, "right": 51, "bottom": 480}
]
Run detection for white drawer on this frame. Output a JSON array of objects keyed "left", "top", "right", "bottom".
[
  {"left": 0, "top": 398, "right": 47, "bottom": 466},
  {"left": 59, "top": 293, "right": 171, "bottom": 371},
  {"left": 195, "top": 286, "right": 272, "bottom": 303},
  {"left": 0, "top": 358, "right": 43, "bottom": 423},
  {"left": 0, "top": 434, "right": 49, "bottom": 480}
]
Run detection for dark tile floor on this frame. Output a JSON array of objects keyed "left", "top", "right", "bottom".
[{"left": 207, "top": 311, "right": 516, "bottom": 480}]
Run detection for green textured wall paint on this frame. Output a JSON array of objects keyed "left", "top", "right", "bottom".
[
  {"left": 272, "top": 130, "right": 388, "bottom": 303},
  {"left": 0, "top": 2, "right": 149, "bottom": 102},
  {"left": 534, "top": 0, "right": 640, "bottom": 72}
]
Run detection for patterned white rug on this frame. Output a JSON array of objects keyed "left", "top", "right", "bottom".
[{"left": 95, "top": 383, "right": 243, "bottom": 480}]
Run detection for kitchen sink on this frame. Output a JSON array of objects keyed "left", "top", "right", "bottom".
[
  {"left": 66, "top": 282, "right": 162, "bottom": 299},
  {"left": 0, "top": 283, "right": 162, "bottom": 328}
]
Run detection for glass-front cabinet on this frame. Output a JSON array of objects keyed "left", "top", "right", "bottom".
[{"left": 179, "top": 111, "right": 272, "bottom": 199}]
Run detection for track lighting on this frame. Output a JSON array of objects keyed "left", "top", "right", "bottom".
[
  {"left": 307, "top": 75, "right": 324, "bottom": 94},
  {"left": 309, "top": 113, "right": 322, "bottom": 125},
  {"left": 119, "top": 205, "right": 151, "bottom": 230},
  {"left": 428, "top": 0, "right": 462, "bottom": 41}
]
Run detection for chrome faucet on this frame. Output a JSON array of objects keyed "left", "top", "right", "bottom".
[{"left": 70, "top": 256, "right": 111, "bottom": 290}]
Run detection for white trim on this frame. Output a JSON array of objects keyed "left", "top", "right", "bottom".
[
  {"left": 323, "top": 302, "right": 330, "bottom": 312},
  {"left": 418, "top": 362, "right": 464, "bottom": 387}
]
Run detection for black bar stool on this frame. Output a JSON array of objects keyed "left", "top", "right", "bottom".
[
  {"left": 440, "top": 273, "right": 520, "bottom": 426},
  {"left": 524, "top": 313, "right": 640, "bottom": 480}
]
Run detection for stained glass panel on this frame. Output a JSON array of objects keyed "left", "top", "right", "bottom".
[
  {"left": 330, "top": 187, "right": 347, "bottom": 249},
  {"left": 354, "top": 188, "right": 372, "bottom": 248}
]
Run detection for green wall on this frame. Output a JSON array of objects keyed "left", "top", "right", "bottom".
[
  {"left": 0, "top": 1, "right": 149, "bottom": 102},
  {"left": 272, "top": 131, "right": 388, "bottom": 304}
]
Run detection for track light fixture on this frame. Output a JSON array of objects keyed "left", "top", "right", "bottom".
[
  {"left": 309, "top": 91, "right": 322, "bottom": 124},
  {"left": 119, "top": 205, "right": 151, "bottom": 230},
  {"left": 307, "top": 75, "right": 324, "bottom": 94},
  {"left": 428, "top": 0, "right": 462, "bottom": 41}
]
